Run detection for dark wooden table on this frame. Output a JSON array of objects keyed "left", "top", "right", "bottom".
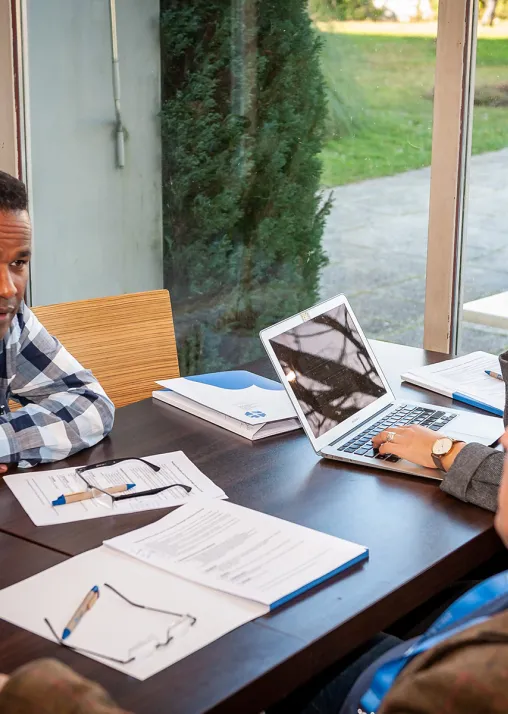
[
  {"left": 0, "top": 535, "right": 69, "bottom": 679},
  {"left": 0, "top": 341, "right": 502, "bottom": 714}
]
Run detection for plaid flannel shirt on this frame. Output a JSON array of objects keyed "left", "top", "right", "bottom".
[{"left": 0, "top": 303, "right": 114, "bottom": 468}]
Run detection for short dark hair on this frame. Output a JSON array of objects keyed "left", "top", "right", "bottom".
[{"left": 0, "top": 170, "right": 28, "bottom": 212}]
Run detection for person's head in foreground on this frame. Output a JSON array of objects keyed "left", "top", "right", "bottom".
[{"left": 0, "top": 171, "right": 31, "bottom": 339}]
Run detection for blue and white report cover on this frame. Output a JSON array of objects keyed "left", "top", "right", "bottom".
[{"left": 153, "top": 371, "right": 301, "bottom": 440}]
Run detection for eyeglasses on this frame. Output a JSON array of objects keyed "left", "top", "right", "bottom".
[
  {"left": 75, "top": 457, "right": 192, "bottom": 508},
  {"left": 45, "top": 583, "right": 197, "bottom": 665}
]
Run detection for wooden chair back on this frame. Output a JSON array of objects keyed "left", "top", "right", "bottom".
[{"left": 31, "top": 290, "right": 180, "bottom": 408}]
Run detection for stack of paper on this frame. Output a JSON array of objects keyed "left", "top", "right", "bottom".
[
  {"left": 0, "top": 500, "right": 368, "bottom": 680},
  {"left": 0, "top": 546, "right": 262, "bottom": 682},
  {"left": 402, "top": 351, "right": 505, "bottom": 417},
  {"left": 104, "top": 499, "right": 368, "bottom": 608},
  {"left": 153, "top": 370, "right": 301, "bottom": 440},
  {"left": 4, "top": 451, "right": 226, "bottom": 526}
]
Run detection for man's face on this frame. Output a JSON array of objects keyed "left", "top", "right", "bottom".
[
  {"left": 495, "top": 429, "right": 508, "bottom": 548},
  {"left": 0, "top": 210, "right": 31, "bottom": 338}
]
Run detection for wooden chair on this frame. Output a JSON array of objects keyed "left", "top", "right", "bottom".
[{"left": 31, "top": 290, "right": 180, "bottom": 408}]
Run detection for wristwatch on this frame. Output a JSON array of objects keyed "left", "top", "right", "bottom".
[{"left": 431, "top": 436, "right": 463, "bottom": 471}]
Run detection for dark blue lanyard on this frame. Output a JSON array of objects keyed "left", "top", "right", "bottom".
[{"left": 360, "top": 570, "right": 508, "bottom": 713}]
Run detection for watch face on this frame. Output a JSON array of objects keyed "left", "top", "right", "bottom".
[{"left": 433, "top": 437, "right": 453, "bottom": 456}]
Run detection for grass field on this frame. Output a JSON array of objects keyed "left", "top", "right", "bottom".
[{"left": 319, "top": 27, "right": 508, "bottom": 187}]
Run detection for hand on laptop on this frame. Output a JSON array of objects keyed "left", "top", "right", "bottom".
[{"left": 372, "top": 425, "right": 465, "bottom": 471}]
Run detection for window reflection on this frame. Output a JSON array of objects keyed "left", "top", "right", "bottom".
[{"left": 269, "top": 304, "right": 386, "bottom": 438}]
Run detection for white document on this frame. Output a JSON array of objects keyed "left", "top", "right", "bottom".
[
  {"left": 4, "top": 452, "right": 226, "bottom": 527},
  {"left": 153, "top": 389, "right": 301, "bottom": 440},
  {"left": 156, "top": 371, "right": 297, "bottom": 425},
  {"left": 402, "top": 351, "right": 504, "bottom": 415},
  {"left": 105, "top": 499, "right": 368, "bottom": 608},
  {"left": 0, "top": 547, "right": 265, "bottom": 681}
]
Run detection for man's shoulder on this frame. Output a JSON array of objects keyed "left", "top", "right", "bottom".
[{"left": 381, "top": 610, "right": 508, "bottom": 714}]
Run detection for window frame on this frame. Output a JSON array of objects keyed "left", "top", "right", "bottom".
[
  {"left": 423, "top": 0, "right": 478, "bottom": 354},
  {"left": 0, "top": 0, "right": 18, "bottom": 177}
]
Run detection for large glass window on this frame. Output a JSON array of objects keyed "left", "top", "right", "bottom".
[
  {"left": 317, "top": 20, "right": 436, "bottom": 349},
  {"left": 161, "top": 0, "right": 329, "bottom": 375},
  {"left": 459, "top": 17, "right": 508, "bottom": 355},
  {"left": 161, "top": 2, "right": 437, "bottom": 375}
]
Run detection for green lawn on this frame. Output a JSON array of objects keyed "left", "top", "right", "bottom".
[{"left": 320, "top": 32, "right": 508, "bottom": 187}]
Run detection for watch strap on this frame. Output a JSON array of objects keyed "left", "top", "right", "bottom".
[{"left": 432, "top": 452, "right": 445, "bottom": 470}]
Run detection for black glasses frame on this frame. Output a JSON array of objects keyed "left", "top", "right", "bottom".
[
  {"left": 75, "top": 457, "right": 192, "bottom": 502},
  {"left": 45, "top": 583, "right": 197, "bottom": 665}
]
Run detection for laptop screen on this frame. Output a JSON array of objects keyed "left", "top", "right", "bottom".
[{"left": 269, "top": 302, "right": 387, "bottom": 439}]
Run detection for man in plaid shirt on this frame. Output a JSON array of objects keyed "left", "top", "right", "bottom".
[{"left": 0, "top": 171, "right": 114, "bottom": 472}]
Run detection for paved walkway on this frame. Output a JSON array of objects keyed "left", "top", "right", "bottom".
[{"left": 320, "top": 148, "right": 508, "bottom": 354}]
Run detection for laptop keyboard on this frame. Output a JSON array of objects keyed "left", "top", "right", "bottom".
[{"left": 336, "top": 405, "right": 457, "bottom": 463}]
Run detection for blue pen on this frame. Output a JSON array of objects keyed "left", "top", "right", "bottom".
[
  {"left": 485, "top": 369, "right": 503, "bottom": 382},
  {"left": 62, "top": 585, "right": 100, "bottom": 640},
  {"left": 52, "top": 483, "right": 136, "bottom": 507}
]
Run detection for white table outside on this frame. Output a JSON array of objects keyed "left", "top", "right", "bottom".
[{"left": 463, "top": 291, "right": 508, "bottom": 330}]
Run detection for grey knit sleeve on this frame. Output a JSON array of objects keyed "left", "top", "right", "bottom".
[
  {"left": 440, "top": 351, "right": 508, "bottom": 512},
  {"left": 440, "top": 443, "right": 503, "bottom": 512},
  {"left": 500, "top": 350, "right": 508, "bottom": 425}
]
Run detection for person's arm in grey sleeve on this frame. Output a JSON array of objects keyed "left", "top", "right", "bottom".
[
  {"left": 440, "top": 351, "right": 508, "bottom": 512},
  {"left": 502, "top": 350, "right": 508, "bottom": 425}
]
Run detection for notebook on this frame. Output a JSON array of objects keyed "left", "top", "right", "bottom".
[{"left": 401, "top": 351, "right": 504, "bottom": 417}]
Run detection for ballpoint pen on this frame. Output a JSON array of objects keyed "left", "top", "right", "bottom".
[
  {"left": 52, "top": 483, "right": 136, "bottom": 506},
  {"left": 62, "top": 585, "right": 100, "bottom": 640},
  {"left": 485, "top": 369, "right": 503, "bottom": 382}
]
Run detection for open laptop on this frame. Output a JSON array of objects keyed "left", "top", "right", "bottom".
[{"left": 260, "top": 294, "right": 503, "bottom": 480}]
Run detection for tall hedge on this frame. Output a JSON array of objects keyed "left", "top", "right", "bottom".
[{"left": 160, "top": 0, "right": 330, "bottom": 374}]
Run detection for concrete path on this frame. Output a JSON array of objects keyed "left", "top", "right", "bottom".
[{"left": 319, "top": 148, "right": 508, "bottom": 354}]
